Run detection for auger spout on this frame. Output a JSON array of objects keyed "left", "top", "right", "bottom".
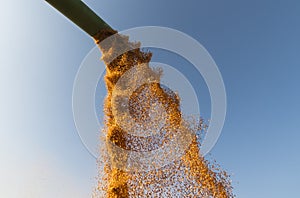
[{"left": 45, "top": 0, "right": 113, "bottom": 37}]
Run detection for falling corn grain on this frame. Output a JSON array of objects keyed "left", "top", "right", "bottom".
[{"left": 45, "top": 1, "right": 234, "bottom": 197}]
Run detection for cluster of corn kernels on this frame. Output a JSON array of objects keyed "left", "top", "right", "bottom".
[{"left": 92, "top": 30, "right": 234, "bottom": 198}]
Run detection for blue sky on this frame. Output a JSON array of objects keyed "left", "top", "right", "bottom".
[{"left": 1, "top": 0, "right": 300, "bottom": 197}]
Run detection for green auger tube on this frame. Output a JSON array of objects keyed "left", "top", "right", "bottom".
[{"left": 45, "top": 0, "right": 113, "bottom": 37}]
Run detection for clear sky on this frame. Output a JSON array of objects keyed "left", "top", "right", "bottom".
[{"left": 1, "top": 0, "right": 300, "bottom": 197}]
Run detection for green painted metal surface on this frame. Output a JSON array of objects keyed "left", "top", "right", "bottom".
[{"left": 45, "top": 0, "right": 113, "bottom": 37}]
